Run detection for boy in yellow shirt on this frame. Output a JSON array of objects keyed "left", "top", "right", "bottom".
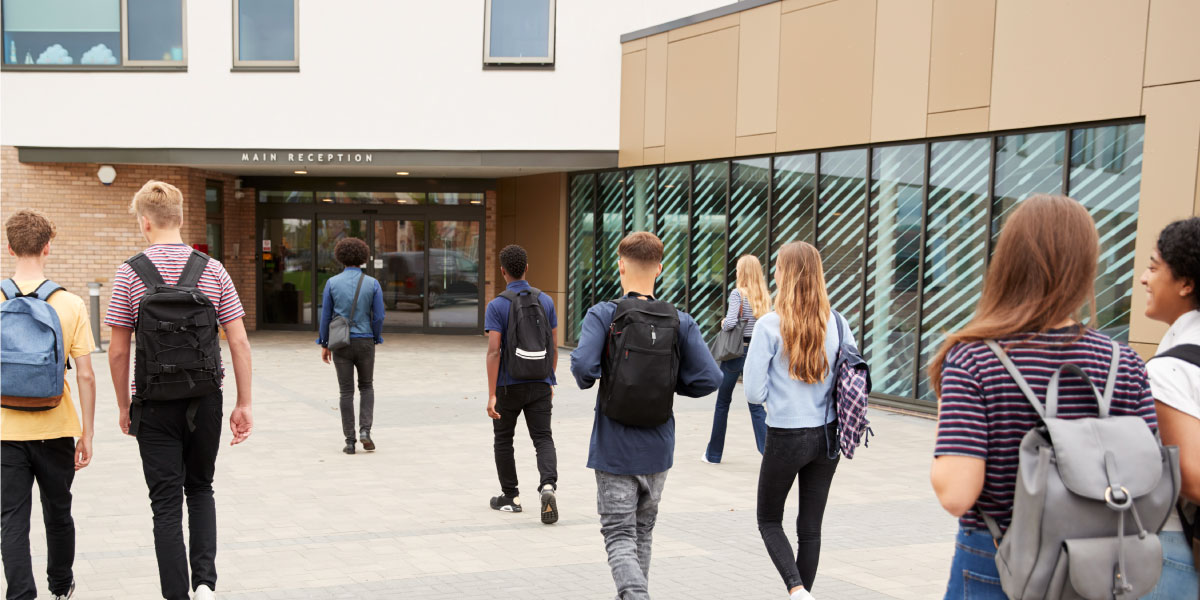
[{"left": 1, "top": 209, "right": 96, "bottom": 600}]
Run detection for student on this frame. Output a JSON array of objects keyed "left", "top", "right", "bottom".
[
  {"left": 106, "top": 180, "right": 253, "bottom": 600},
  {"left": 317, "top": 237, "right": 385, "bottom": 455},
  {"left": 704, "top": 254, "right": 770, "bottom": 464},
  {"left": 484, "top": 245, "right": 560, "bottom": 524},
  {"left": 1, "top": 209, "right": 96, "bottom": 600},
  {"left": 570, "top": 231, "right": 721, "bottom": 599},
  {"left": 1140, "top": 216, "right": 1200, "bottom": 599},
  {"left": 929, "top": 195, "right": 1158, "bottom": 599},
  {"left": 742, "top": 242, "right": 851, "bottom": 600}
]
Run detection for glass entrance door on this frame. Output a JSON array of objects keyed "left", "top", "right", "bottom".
[
  {"left": 316, "top": 218, "right": 367, "bottom": 322},
  {"left": 372, "top": 219, "right": 427, "bottom": 328},
  {"left": 427, "top": 220, "right": 481, "bottom": 329},
  {"left": 260, "top": 217, "right": 313, "bottom": 328}
]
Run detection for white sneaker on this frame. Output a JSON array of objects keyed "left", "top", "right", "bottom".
[
  {"left": 701, "top": 452, "right": 717, "bottom": 464},
  {"left": 194, "top": 584, "right": 215, "bottom": 599},
  {"left": 790, "top": 588, "right": 815, "bottom": 600}
]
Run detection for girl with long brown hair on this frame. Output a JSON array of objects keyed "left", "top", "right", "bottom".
[
  {"left": 929, "top": 195, "right": 1158, "bottom": 599},
  {"left": 703, "top": 254, "right": 771, "bottom": 463},
  {"left": 744, "top": 242, "right": 855, "bottom": 600}
]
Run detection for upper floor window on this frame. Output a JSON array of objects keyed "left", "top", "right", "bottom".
[
  {"left": 2, "top": 0, "right": 186, "bottom": 68},
  {"left": 483, "top": 0, "right": 554, "bottom": 66},
  {"left": 233, "top": 0, "right": 297, "bottom": 69}
]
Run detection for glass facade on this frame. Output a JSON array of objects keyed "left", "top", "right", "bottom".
[
  {"left": 2, "top": 0, "right": 187, "bottom": 66},
  {"left": 236, "top": 0, "right": 296, "bottom": 63},
  {"left": 566, "top": 120, "right": 1145, "bottom": 409},
  {"left": 485, "top": 0, "right": 554, "bottom": 63}
]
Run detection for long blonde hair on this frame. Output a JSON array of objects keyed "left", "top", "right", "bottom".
[
  {"left": 774, "top": 242, "right": 831, "bottom": 383},
  {"left": 736, "top": 254, "right": 771, "bottom": 317}
]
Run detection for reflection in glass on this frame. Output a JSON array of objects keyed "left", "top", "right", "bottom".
[
  {"left": 260, "top": 218, "right": 312, "bottom": 326},
  {"left": 206, "top": 223, "right": 222, "bottom": 262},
  {"left": 730, "top": 158, "right": 770, "bottom": 284},
  {"left": 1069, "top": 123, "right": 1144, "bottom": 341},
  {"left": 127, "top": 0, "right": 184, "bottom": 61},
  {"left": 259, "top": 190, "right": 312, "bottom": 203},
  {"left": 316, "top": 219, "right": 367, "bottom": 322},
  {"left": 2, "top": 0, "right": 120, "bottom": 65},
  {"left": 690, "top": 162, "right": 728, "bottom": 341},
  {"left": 771, "top": 154, "right": 816, "bottom": 286},
  {"left": 595, "top": 171, "right": 624, "bottom": 304},
  {"left": 205, "top": 186, "right": 222, "bottom": 216},
  {"left": 238, "top": 0, "right": 294, "bottom": 61},
  {"left": 626, "top": 168, "right": 655, "bottom": 234},
  {"left": 567, "top": 174, "right": 595, "bottom": 343},
  {"left": 817, "top": 149, "right": 867, "bottom": 332},
  {"left": 918, "top": 139, "right": 990, "bottom": 400},
  {"left": 993, "top": 131, "right": 1064, "bottom": 240},
  {"left": 428, "top": 221, "right": 481, "bottom": 328},
  {"left": 374, "top": 220, "right": 426, "bottom": 328},
  {"left": 864, "top": 145, "right": 924, "bottom": 398},
  {"left": 656, "top": 166, "right": 690, "bottom": 310},
  {"left": 488, "top": 0, "right": 551, "bottom": 59}
]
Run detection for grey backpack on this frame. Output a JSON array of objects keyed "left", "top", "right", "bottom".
[{"left": 983, "top": 340, "right": 1181, "bottom": 600}]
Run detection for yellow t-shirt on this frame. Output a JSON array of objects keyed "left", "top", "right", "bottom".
[{"left": 1, "top": 279, "right": 95, "bottom": 441}]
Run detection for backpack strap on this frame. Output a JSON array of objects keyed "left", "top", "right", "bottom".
[
  {"left": 0, "top": 278, "right": 22, "bottom": 300},
  {"left": 31, "top": 280, "right": 64, "bottom": 302},
  {"left": 1152, "top": 343, "right": 1200, "bottom": 369},
  {"left": 1044, "top": 363, "right": 1104, "bottom": 419},
  {"left": 177, "top": 250, "right": 210, "bottom": 288},
  {"left": 126, "top": 253, "right": 166, "bottom": 289},
  {"left": 1100, "top": 340, "right": 1120, "bottom": 418},
  {"left": 347, "top": 272, "right": 366, "bottom": 322},
  {"left": 985, "top": 340, "right": 1047, "bottom": 420}
]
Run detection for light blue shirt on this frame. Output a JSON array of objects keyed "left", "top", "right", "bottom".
[{"left": 743, "top": 310, "right": 856, "bottom": 428}]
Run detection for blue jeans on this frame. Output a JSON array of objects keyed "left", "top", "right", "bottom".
[
  {"left": 944, "top": 528, "right": 1006, "bottom": 600},
  {"left": 704, "top": 351, "right": 767, "bottom": 463},
  {"left": 1141, "top": 531, "right": 1198, "bottom": 599}
]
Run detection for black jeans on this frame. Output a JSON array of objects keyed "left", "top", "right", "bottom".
[
  {"left": 756, "top": 422, "right": 840, "bottom": 592},
  {"left": 333, "top": 338, "right": 375, "bottom": 443},
  {"left": 1, "top": 438, "right": 75, "bottom": 600},
  {"left": 136, "top": 392, "right": 222, "bottom": 600},
  {"left": 493, "top": 383, "right": 557, "bottom": 497}
]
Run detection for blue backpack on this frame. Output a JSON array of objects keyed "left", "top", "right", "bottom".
[{"left": 0, "top": 279, "right": 68, "bottom": 411}]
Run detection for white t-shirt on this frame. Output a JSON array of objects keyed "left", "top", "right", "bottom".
[{"left": 1150, "top": 309, "right": 1200, "bottom": 532}]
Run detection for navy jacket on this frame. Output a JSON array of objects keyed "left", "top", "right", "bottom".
[{"left": 570, "top": 295, "right": 721, "bottom": 475}]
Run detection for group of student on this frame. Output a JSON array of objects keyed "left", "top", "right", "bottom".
[{"left": 3, "top": 183, "right": 1199, "bottom": 600}]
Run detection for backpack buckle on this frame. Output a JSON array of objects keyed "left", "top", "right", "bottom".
[
  {"left": 156, "top": 321, "right": 179, "bottom": 332},
  {"left": 1105, "top": 486, "right": 1132, "bottom": 510},
  {"left": 159, "top": 364, "right": 179, "bottom": 374}
]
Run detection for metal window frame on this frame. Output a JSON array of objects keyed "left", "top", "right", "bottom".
[
  {"left": 121, "top": 0, "right": 188, "bottom": 67},
  {"left": 232, "top": 0, "right": 299, "bottom": 69},
  {"left": 483, "top": 0, "right": 555, "bottom": 66}
]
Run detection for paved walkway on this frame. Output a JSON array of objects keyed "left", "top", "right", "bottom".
[{"left": 13, "top": 332, "right": 956, "bottom": 599}]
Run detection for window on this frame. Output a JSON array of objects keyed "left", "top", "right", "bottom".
[
  {"left": 234, "top": 0, "right": 297, "bottom": 68},
  {"left": 483, "top": 0, "right": 554, "bottom": 65},
  {"left": 1, "top": 0, "right": 186, "bottom": 68},
  {"left": 205, "top": 181, "right": 223, "bottom": 262}
]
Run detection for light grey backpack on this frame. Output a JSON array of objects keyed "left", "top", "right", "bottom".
[{"left": 983, "top": 340, "right": 1181, "bottom": 600}]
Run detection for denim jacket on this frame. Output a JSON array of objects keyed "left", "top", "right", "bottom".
[{"left": 317, "top": 267, "right": 384, "bottom": 346}]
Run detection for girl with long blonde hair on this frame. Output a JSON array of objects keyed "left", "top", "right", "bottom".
[
  {"left": 743, "top": 242, "right": 854, "bottom": 599},
  {"left": 703, "top": 255, "right": 772, "bottom": 463}
]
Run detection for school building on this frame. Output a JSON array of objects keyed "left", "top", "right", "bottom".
[{"left": 2, "top": 0, "right": 1199, "bottom": 412}]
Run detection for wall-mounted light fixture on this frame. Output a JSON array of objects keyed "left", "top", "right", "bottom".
[
  {"left": 97, "top": 165, "right": 116, "bottom": 185},
  {"left": 396, "top": 171, "right": 409, "bottom": 176},
  {"left": 294, "top": 169, "right": 308, "bottom": 175}
]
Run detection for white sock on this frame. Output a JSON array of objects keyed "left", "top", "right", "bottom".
[{"left": 790, "top": 588, "right": 814, "bottom": 600}]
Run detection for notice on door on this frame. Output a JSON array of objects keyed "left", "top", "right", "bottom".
[
  {"left": 374, "top": 258, "right": 383, "bottom": 269},
  {"left": 262, "top": 239, "right": 271, "bottom": 252}
]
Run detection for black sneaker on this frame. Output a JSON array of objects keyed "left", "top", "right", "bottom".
[
  {"left": 343, "top": 441, "right": 356, "bottom": 455},
  {"left": 52, "top": 581, "right": 75, "bottom": 600},
  {"left": 490, "top": 494, "right": 522, "bottom": 513},
  {"left": 540, "top": 484, "right": 559, "bottom": 525},
  {"left": 359, "top": 428, "right": 375, "bottom": 451}
]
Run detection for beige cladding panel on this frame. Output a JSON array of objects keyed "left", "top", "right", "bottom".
[
  {"left": 989, "top": 0, "right": 1148, "bottom": 131},
  {"left": 643, "top": 146, "right": 666, "bottom": 165},
  {"left": 926, "top": 107, "right": 990, "bottom": 138},
  {"left": 1130, "top": 80, "right": 1200, "bottom": 345},
  {"left": 871, "top": 0, "right": 933, "bottom": 142},
  {"left": 643, "top": 34, "right": 668, "bottom": 149},
  {"left": 663, "top": 27, "right": 739, "bottom": 164},
  {"left": 735, "top": 133, "right": 777, "bottom": 156},
  {"left": 1144, "top": 0, "right": 1200, "bottom": 87},
  {"left": 927, "top": 0, "right": 995, "bottom": 113},
  {"left": 776, "top": 0, "right": 876, "bottom": 152},
  {"left": 736, "top": 3, "right": 781, "bottom": 138},
  {"left": 619, "top": 50, "right": 647, "bottom": 167}
]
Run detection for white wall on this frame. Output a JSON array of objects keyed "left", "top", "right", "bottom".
[{"left": 0, "top": 0, "right": 727, "bottom": 151}]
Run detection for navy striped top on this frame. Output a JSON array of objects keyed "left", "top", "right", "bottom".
[{"left": 933, "top": 327, "right": 1157, "bottom": 533}]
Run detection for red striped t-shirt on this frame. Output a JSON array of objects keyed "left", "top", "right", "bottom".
[
  {"left": 105, "top": 244, "right": 246, "bottom": 391},
  {"left": 932, "top": 327, "right": 1157, "bottom": 534}
]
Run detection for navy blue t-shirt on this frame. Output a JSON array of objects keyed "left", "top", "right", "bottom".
[{"left": 484, "top": 280, "right": 558, "bottom": 388}]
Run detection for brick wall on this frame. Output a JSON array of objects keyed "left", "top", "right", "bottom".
[
  {"left": 0, "top": 146, "right": 256, "bottom": 339},
  {"left": 485, "top": 189, "right": 499, "bottom": 300}
]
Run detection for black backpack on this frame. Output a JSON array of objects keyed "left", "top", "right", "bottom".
[
  {"left": 127, "top": 251, "right": 222, "bottom": 402},
  {"left": 499, "top": 286, "right": 554, "bottom": 381},
  {"left": 599, "top": 294, "right": 680, "bottom": 427},
  {"left": 1151, "top": 343, "right": 1200, "bottom": 556}
]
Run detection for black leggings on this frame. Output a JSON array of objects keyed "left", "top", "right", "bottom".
[{"left": 756, "top": 423, "right": 839, "bottom": 592}]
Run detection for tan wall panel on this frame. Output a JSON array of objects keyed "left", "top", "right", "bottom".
[
  {"left": 643, "top": 34, "right": 668, "bottom": 149},
  {"left": 1130, "top": 80, "right": 1200, "bottom": 345},
  {"left": 1145, "top": 0, "right": 1200, "bottom": 86},
  {"left": 619, "top": 50, "right": 647, "bottom": 167},
  {"left": 990, "top": 0, "right": 1148, "bottom": 131},
  {"left": 926, "top": 107, "right": 989, "bottom": 137},
  {"left": 776, "top": 0, "right": 876, "bottom": 152},
  {"left": 737, "top": 3, "right": 781, "bottom": 137},
  {"left": 500, "top": 173, "right": 568, "bottom": 298},
  {"left": 736, "top": 133, "right": 777, "bottom": 156},
  {"left": 664, "top": 27, "right": 740, "bottom": 163},
  {"left": 667, "top": 13, "right": 739, "bottom": 42},
  {"left": 1129, "top": 342, "right": 1156, "bottom": 362},
  {"left": 871, "top": 0, "right": 933, "bottom": 142},
  {"left": 643, "top": 146, "right": 665, "bottom": 165},
  {"left": 622, "top": 38, "right": 646, "bottom": 54},
  {"left": 927, "top": 0, "right": 994, "bottom": 113},
  {"left": 782, "top": 0, "right": 836, "bottom": 13}
]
